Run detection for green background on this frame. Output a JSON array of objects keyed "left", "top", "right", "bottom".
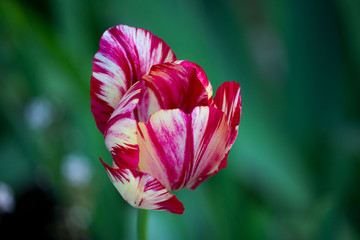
[{"left": 0, "top": 0, "right": 359, "bottom": 239}]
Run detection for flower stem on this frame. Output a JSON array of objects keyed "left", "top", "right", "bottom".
[{"left": 137, "top": 209, "right": 149, "bottom": 240}]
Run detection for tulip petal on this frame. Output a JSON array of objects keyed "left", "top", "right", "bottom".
[
  {"left": 214, "top": 82, "right": 241, "bottom": 170},
  {"left": 137, "top": 106, "right": 229, "bottom": 191},
  {"left": 214, "top": 82, "right": 242, "bottom": 147},
  {"left": 136, "top": 62, "right": 209, "bottom": 122},
  {"left": 187, "top": 106, "right": 229, "bottom": 190},
  {"left": 176, "top": 60, "right": 213, "bottom": 104},
  {"left": 101, "top": 158, "right": 184, "bottom": 214},
  {"left": 104, "top": 82, "right": 142, "bottom": 169},
  {"left": 91, "top": 25, "right": 177, "bottom": 133},
  {"left": 137, "top": 109, "right": 189, "bottom": 190}
]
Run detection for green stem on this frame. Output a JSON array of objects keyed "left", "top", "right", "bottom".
[{"left": 137, "top": 209, "right": 149, "bottom": 240}]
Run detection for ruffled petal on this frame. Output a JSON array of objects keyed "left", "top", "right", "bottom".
[
  {"left": 91, "top": 25, "right": 177, "bottom": 133},
  {"left": 101, "top": 158, "right": 184, "bottom": 214},
  {"left": 137, "top": 106, "right": 229, "bottom": 191},
  {"left": 104, "top": 82, "right": 142, "bottom": 169},
  {"left": 136, "top": 62, "right": 209, "bottom": 122}
]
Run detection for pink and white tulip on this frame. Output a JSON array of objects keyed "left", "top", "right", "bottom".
[{"left": 91, "top": 25, "right": 241, "bottom": 214}]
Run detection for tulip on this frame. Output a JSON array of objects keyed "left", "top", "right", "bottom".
[{"left": 91, "top": 25, "right": 241, "bottom": 214}]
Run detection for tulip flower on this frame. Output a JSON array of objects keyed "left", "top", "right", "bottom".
[{"left": 91, "top": 25, "right": 241, "bottom": 214}]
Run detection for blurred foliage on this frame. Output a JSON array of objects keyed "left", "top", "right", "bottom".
[{"left": 0, "top": 0, "right": 359, "bottom": 239}]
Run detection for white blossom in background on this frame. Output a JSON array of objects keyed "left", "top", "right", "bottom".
[
  {"left": 0, "top": 182, "right": 15, "bottom": 214},
  {"left": 24, "top": 97, "right": 54, "bottom": 130},
  {"left": 61, "top": 153, "right": 92, "bottom": 188}
]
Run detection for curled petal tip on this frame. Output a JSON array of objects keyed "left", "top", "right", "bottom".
[
  {"left": 100, "top": 157, "right": 184, "bottom": 214},
  {"left": 159, "top": 195, "right": 184, "bottom": 214}
]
